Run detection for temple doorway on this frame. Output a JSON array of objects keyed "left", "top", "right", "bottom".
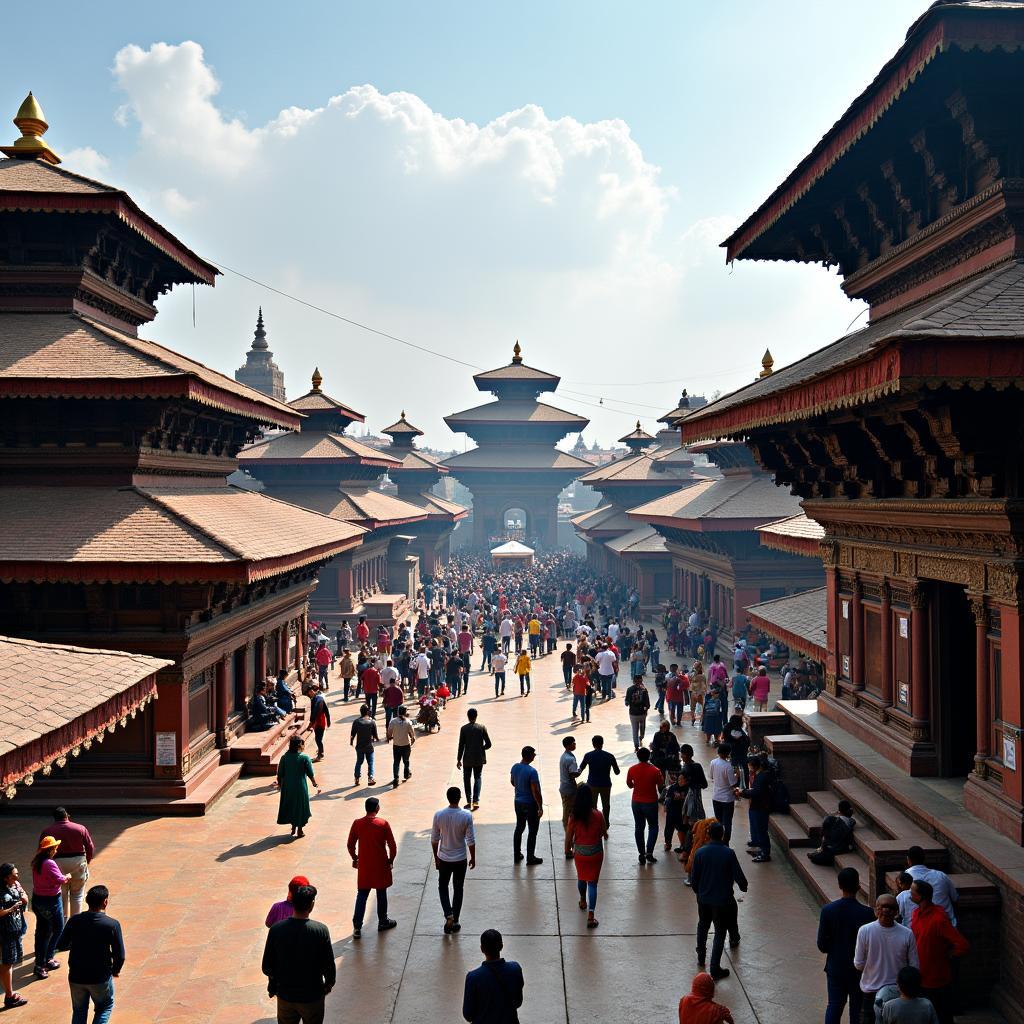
[
  {"left": 930, "top": 580, "right": 977, "bottom": 777},
  {"left": 503, "top": 507, "right": 528, "bottom": 542}
]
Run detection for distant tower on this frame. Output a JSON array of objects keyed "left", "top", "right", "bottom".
[{"left": 235, "top": 308, "right": 286, "bottom": 402}]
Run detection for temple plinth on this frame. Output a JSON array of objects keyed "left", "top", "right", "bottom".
[{"left": 442, "top": 342, "right": 591, "bottom": 549}]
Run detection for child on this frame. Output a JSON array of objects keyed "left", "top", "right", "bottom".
[
  {"left": 435, "top": 681, "right": 451, "bottom": 709},
  {"left": 880, "top": 966, "right": 938, "bottom": 1024}
]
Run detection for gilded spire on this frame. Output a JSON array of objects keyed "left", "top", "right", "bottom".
[
  {"left": 512, "top": 340, "right": 523, "bottom": 364},
  {"left": 311, "top": 367, "right": 323, "bottom": 392},
  {"left": 0, "top": 92, "right": 61, "bottom": 165},
  {"left": 252, "top": 307, "right": 268, "bottom": 351},
  {"left": 400, "top": 409, "right": 406, "bottom": 419},
  {"left": 759, "top": 348, "right": 774, "bottom": 378}
]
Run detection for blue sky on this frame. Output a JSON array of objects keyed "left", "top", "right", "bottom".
[{"left": 3, "top": 1, "right": 928, "bottom": 447}]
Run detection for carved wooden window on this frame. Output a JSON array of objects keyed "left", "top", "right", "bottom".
[
  {"left": 863, "top": 607, "right": 882, "bottom": 695},
  {"left": 188, "top": 666, "right": 214, "bottom": 742}
]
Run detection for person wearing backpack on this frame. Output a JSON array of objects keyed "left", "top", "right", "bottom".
[
  {"left": 808, "top": 800, "right": 856, "bottom": 866},
  {"left": 625, "top": 675, "right": 651, "bottom": 751},
  {"left": 736, "top": 754, "right": 773, "bottom": 863}
]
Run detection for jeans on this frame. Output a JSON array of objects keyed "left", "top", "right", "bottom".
[
  {"left": 696, "top": 902, "right": 731, "bottom": 971},
  {"left": 365, "top": 693, "right": 378, "bottom": 718},
  {"left": 513, "top": 802, "right": 539, "bottom": 859},
  {"left": 480, "top": 650, "right": 492, "bottom": 671},
  {"left": 577, "top": 880, "right": 598, "bottom": 912},
  {"left": 384, "top": 705, "right": 398, "bottom": 728},
  {"left": 313, "top": 726, "right": 325, "bottom": 757},
  {"left": 749, "top": 808, "right": 770, "bottom": 856},
  {"left": 437, "top": 858, "right": 468, "bottom": 920},
  {"left": 342, "top": 677, "right": 353, "bottom": 700},
  {"left": 353, "top": 887, "right": 389, "bottom": 928},
  {"left": 668, "top": 700, "right": 684, "bottom": 723},
  {"left": 354, "top": 748, "right": 375, "bottom": 779},
  {"left": 655, "top": 690, "right": 666, "bottom": 714},
  {"left": 632, "top": 801, "right": 659, "bottom": 857},
  {"left": 318, "top": 664, "right": 328, "bottom": 685},
  {"left": 276, "top": 996, "right": 325, "bottom": 1024},
  {"left": 519, "top": 673, "right": 531, "bottom": 695},
  {"left": 563, "top": 664, "right": 573, "bottom": 687},
  {"left": 629, "top": 714, "right": 646, "bottom": 748},
  {"left": 463, "top": 764, "right": 483, "bottom": 805},
  {"left": 393, "top": 746, "right": 411, "bottom": 780},
  {"left": 529, "top": 636, "right": 539, "bottom": 655},
  {"left": 70, "top": 979, "right": 115, "bottom": 1024},
  {"left": 825, "top": 970, "right": 864, "bottom": 1024},
  {"left": 600, "top": 674, "right": 613, "bottom": 699},
  {"left": 493, "top": 672, "right": 506, "bottom": 696},
  {"left": 501, "top": 636, "right": 511, "bottom": 654},
  {"left": 712, "top": 799, "right": 735, "bottom": 843},
  {"left": 572, "top": 694, "right": 589, "bottom": 720},
  {"left": 32, "top": 893, "right": 63, "bottom": 965}
]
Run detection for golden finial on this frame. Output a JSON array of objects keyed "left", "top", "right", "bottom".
[
  {"left": 759, "top": 349, "right": 774, "bottom": 378},
  {"left": 311, "top": 367, "right": 323, "bottom": 392},
  {"left": 400, "top": 409, "right": 406, "bottom": 419},
  {"left": 635, "top": 420, "right": 641, "bottom": 430},
  {"left": 1, "top": 92, "right": 61, "bottom": 165},
  {"left": 512, "top": 340, "right": 523, "bottom": 364}
]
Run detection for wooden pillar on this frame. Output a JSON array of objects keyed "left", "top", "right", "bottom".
[
  {"left": 910, "top": 586, "right": 930, "bottom": 723},
  {"left": 972, "top": 597, "right": 990, "bottom": 772},
  {"left": 880, "top": 584, "right": 893, "bottom": 705},
  {"left": 998, "top": 603, "right": 1022, "bottom": 806},
  {"left": 256, "top": 635, "right": 267, "bottom": 686},
  {"left": 295, "top": 618, "right": 305, "bottom": 677},
  {"left": 852, "top": 580, "right": 865, "bottom": 690},
  {"left": 239, "top": 642, "right": 253, "bottom": 706},
  {"left": 279, "top": 627, "right": 288, "bottom": 672},
  {"left": 824, "top": 565, "right": 839, "bottom": 693},
  {"left": 215, "top": 656, "right": 229, "bottom": 748}
]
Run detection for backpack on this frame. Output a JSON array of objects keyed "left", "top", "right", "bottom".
[{"left": 627, "top": 686, "right": 648, "bottom": 716}]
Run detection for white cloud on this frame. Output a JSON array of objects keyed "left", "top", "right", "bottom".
[
  {"left": 64, "top": 146, "right": 109, "bottom": 179},
  {"left": 99, "top": 40, "right": 855, "bottom": 449}
]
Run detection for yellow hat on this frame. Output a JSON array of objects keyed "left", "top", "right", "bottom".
[{"left": 38, "top": 835, "right": 61, "bottom": 852}]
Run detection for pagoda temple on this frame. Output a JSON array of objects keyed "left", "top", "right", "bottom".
[
  {"left": 443, "top": 342, "right": 592, "bottom": 549},
  {"left": 378, "top": 411, "right": 468, "bottom": 575},
  {"left": 239, "top": 370, "right": 427, "bottom": 627},
  {"left": 573, "top": 420, "right": 701, "bottom": 611},
  {"left": 0, "top": 95, "right": 362, "bottom": 811},
  {"left": 235, "top": 307, "right": 286, "bottom": 401},
  {"left": 682, "top": 2, "right": 1024, "bottom": 1014}
]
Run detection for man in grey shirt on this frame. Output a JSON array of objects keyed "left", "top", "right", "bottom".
[
  {"left": 431, "top": 786, "right": 477, "bottom": 934},
  {"left": 558, "top": 736, "right": 580, "bottom": 844}
]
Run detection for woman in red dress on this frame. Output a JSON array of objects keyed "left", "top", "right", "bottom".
[{"left": 564, "top": 784, "right": 607, "bottom": 929}]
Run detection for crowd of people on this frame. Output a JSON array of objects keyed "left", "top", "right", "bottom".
[{"left": 3, "top": 553, "right": 970, "bottom": 1024}]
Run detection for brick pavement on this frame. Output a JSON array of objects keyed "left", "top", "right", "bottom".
[{"left": 3, "top": 645, "right": 829, "bottom": 1023}]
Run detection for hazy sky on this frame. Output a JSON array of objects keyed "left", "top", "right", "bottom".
[{"left": 3, "top": 1, "right": 927, "bottom": 448}]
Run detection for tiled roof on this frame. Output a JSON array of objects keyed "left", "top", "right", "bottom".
[
  {"left": 0, "top": 485, "right": 363, "bottom": 583},
  {"left": 580, "top": 452, "right": 696, "bottom": 485},
  {"left": 683, "top": 260, "right": 1024, "bottom": 440},
  {"left": 0, "top": 635, "right": 171, "bottom": 788},
  {"left": 627, "top": 473, "right": 802, "bottom": 528},
  {"left": 400, "top": 492, "right": 468, "bottom": 518},
  {"left": 240, "top": 430, "right": 399, "bottom": 466},
  {"left": 758, "top": 513, "right": 825, "bottom": 541},
  {"left": 259, "top": 485, "right": 427, "bottom": 528},
  {"left": 0, "top": 158, "right": 118, "bottom": 193},
  {"left": 445, "top": 400, "right": 587, "bottom": 426},
  {"left": 745, "top": 588, "right": 828, "bottom": 661},
  {"left": 570, "top": 504, "right": 614, "bottom": 528},
  {"left": 392, "top": 450, "right": 446, "bottom": 473},
  {"left": 381, "top": 412, "right": 424, "bottom": 437},
  {"left": 0, "top": 313, "right": 299, "bottom": 429},
  {"left": 442, "top": 447, "right": 593, "bottom": 471},
  {"left": 474, "top": 363, "right": 559, "bottom": 383},
  {"left": 572, "top": 504, "right": 636, "bottom": 535},
  {"left": 289, "top": 389, "right": 365, "bottom": 422},
  {"left": 605, "top": 525, "right": 669, "bottom": 555}
]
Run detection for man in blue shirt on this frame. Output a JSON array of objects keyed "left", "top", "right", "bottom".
[
  {"left": 817, "top": 867, "right": 874, "bottom": 1024},
  {"left": 509, "top": 747, "right": 543, "bottom": 865},
  {"left": 690, "top": 822, "right": 748, "bottom": 980},
  {"left": 463, "top": 928, "right": 524, "bottom": 1024},
  {"left": 731, "top": 671, "right": 750, "bottom": 711}
]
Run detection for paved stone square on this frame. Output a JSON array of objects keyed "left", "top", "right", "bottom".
[{"left": 4, "top": 647, "right": 828, "bottom": 1023}]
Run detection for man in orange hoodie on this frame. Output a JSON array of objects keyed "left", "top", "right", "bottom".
[{"left": 679, "top": 972, "right": 734, "bottom": 1024}]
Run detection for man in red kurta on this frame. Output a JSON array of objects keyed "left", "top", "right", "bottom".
[
  {"left": 910, "top": 878, "right": 969, "bottom": 1024},
  {"left": 346, "top": 798, "right": 398, "bottom": 938}
]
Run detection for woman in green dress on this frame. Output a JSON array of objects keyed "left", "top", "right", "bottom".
[{"left": 276, "top": 735, "right": 321, "bottom": 838}]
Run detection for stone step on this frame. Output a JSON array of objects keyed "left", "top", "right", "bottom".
[
  {"left": 789, "top": 802, "right": 823, "bottom": 845},
  {"left": 830, "top": 778, "right": 931, "bottom": 841},
  {"left": 834, "top": 851, "right": 871, "bottom": 900},
  {"left": 769, "top": 811, "right": 816, "bottom": 849},
  {"left": 790, "top": 844, "right": 859, "bottom": 906},
  {"left": 229, "top": 713, "right": 304, "bottom": 763}
]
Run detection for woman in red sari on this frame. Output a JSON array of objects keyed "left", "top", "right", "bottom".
[{"left": 564, "top": 784, "right": 607, "bottom": 929}]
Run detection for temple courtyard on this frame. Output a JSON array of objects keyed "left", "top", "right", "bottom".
[{"left": 4, "top": 647, "right": 831, "bottom": 1024}]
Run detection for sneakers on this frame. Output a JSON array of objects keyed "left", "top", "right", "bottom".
[
  {"left": 368, "top": 777, "right": 376, "bottom": 785},
  {"left": 352, "top": 927, "right": 361, "bottom": 940},
  {"left": 378, "top": 919, "right": 398, "bottom": 932},
  {"left": 392, "top": 779, "right": 399, "bottom": 789},
  {"left": 646, "top": 854, "right": 658, "bottom": 863},
  {"left": 525, "top": 857, "right": 544, "bottom": 866},
  {"left": 710, "top": 967, "right": 731, "bottom": 980},
  {"left": 638, "top": 854, "right": 647, "bottom": 865},
  {"left": 3, "top": 994, "right": 27, "bottom": 1008},
  {"left": 752, "top": 855, "right": 772, "bottom": 863},
  {"left": 44, "top": 960, "right": 60, "bottom": 971},
  {"left": 32, "top": 968, "right": 47, "bottom": 980},
  {"left": 514, "top": 853, "right": 525, "bottom": 863}
]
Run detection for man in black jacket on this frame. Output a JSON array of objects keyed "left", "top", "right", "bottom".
[
  {"left": 736, "top": 754, "right": 773, "bottom": 863},
  {"left": 262, "top": 885, "right": 335, "bottom": 1024},
  {"left": 457, "top": 708, "right": 493, "bottom": 811},
  {"left": 462, "top": 928, "right": 524, "bottom": 1024},
  {"left": 56, "top": 884, "right": 125, "bottom": 1024},
  {"left": 817, "top": 868, "right": 874, "bottom": 1024},
  {"left": 690, "top": 822, "right": 748, "bottom": 980}
]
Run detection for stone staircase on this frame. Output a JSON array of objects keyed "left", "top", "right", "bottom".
[{"left": 226, "top": 709, "right": 306, "bottom": 777}]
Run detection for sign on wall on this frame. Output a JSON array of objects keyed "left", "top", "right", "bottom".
[
  {"left": 1004, "top": 736, "right": 1017, "bottom": 772},
  {"left": 898, "top": 682, "right": 909, "bottom": 707},
  {"left": 155, "top": 732, "right": 177, "bottom": 767}
]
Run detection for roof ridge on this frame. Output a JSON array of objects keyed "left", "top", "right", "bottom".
[{"left": 0, "top": 156, "right": 121, "bottom": 193}]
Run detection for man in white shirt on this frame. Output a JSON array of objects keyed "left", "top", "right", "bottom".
[
  {"left": 905, "top": 846, "right": 958, "bottom": 925},
  {"left": 499, "top": 616, "right": 514, "bottom": 654},
  {"left": 413, "top": 649, "right": 431, "bottom": 697},
  {"left": 608, "top": 620, "right": 619, "bottom": 643},
  {"left": 708, "top": 743, "right": 739, "bottom": 843},
  {"left": 491, "top": 651, "right": 507, "bottom": 697},
  {"left": 431, "top": 786, "right": 477, "bottom": 934},
  {"left": 854, "top": 894, "right": 918, "bottom": 1017},
  {"left": 595, "top": 646, "right": 617, "bottom": 701}
]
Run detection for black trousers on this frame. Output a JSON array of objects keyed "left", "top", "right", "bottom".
[
  {"left": 712, "top": 799, "right": 735, "bottom": 843},
  {"left": 437, "top": 858, "right": 468, "bottom": 920},
  {"left": 513, "top": 801, "right": 539, "bottom": 859},
  {"left": 392, "top": 746, "right": 411, "bottom": 780},
  {"left": 696, "top": 902, "right": 731, "bottom": 971},
  {"left": 463, "top": 764, "right": 483, "bottom": 805}
]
